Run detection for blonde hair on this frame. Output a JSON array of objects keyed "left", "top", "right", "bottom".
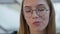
[{"left": 18, "top": 0, "right": 56, "bottom": 34}]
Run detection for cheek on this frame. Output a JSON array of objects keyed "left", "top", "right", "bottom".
[
  {"left": 40, "top": 11, "right": 50, "bottom": 20},
  {"left": 39, "top": 11, "right": 49, "bottom": 25},
  {"left": 45, "top": 11, "right": 50, "bottom": 21},
  {"left": 24, "top": 13, "right": 33, "bottom": 26},
  {"left": 39, "top": 12, "right": 50, "bottom": 30},
  {"left": 42, "top": 12, "right": 50, "bottom": 26},
  {"left": 24, "top": 13, "right": 31, "bottom": 18}
]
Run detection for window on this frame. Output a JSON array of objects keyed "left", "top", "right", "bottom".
[{"left": 0, "top": 0, "right": 20, "bottom": 34}]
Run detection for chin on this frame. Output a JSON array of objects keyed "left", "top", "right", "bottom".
[{"left": 33, "top": 27, "right": 46, "bottom": 31}]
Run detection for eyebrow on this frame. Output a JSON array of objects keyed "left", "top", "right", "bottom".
[
  {"left": 24, "top": 6, "right": 31, "bottom": 9},
  {"left": 36, "top": 4, "right": 46, "bottom": 9},
  {"left": 37, "top": 4, "right": 45, "bottom": 6},
  {"left": 24, "top": 4, "right": 46, "bottom": 8}
]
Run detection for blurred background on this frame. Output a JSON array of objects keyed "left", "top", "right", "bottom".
[{"left": 0, "top": 0, "right": 60, "bottom": 34}]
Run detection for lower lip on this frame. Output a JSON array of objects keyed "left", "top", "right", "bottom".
[{"left": 33, "top": 22, "right": 41, "bottom": 26}]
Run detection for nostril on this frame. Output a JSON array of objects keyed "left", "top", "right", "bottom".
[{"left": 32, "top": 16, "right": 38, "bottom": 19}]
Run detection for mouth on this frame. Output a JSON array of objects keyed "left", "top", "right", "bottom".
[{"left": 33, "top": 21, "right": 42, "bottom": 26}]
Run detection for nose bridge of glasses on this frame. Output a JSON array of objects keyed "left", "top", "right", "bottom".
[
  {"left": 32, "top": 9, "right": 38, "bottom": 16},
  {"left": 32, "top": 8, "right": 38, "bottom": 14},
  {"left": 31, "top": 7, "right": 39, "bottom": 15}
]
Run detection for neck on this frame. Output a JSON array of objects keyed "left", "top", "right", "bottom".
[{"left": 30, "top": 28, "right": 46, "bottom": 34}]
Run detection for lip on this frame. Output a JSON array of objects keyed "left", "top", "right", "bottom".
[{"left": 33, "top": 21, "right": 42, "bottom": 26}]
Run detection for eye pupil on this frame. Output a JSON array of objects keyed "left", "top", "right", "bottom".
[{"left": 38, "top": 9, "right": 44, "bottom": 11}]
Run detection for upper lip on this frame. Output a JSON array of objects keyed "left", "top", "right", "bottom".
[{"left": 33, "top": 21, "right": 41, "bottom": 24}]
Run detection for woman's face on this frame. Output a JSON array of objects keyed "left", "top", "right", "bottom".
[{"left": 23, "top": 0, "right": 50, "bottom": 31}]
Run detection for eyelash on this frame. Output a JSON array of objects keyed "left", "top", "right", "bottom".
[
  {"left": 38, "top": 9, "right": 44, "bottom": 11},
  {"left": 25, "top": 9, "right": 45, "bottom": 12},
  {"left": 26, "top": 10, "right": 31, "bottom": 13}
]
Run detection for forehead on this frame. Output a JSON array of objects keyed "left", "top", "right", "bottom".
[{"left": 23, "top": 0, "right": 48, "bottom": 7}]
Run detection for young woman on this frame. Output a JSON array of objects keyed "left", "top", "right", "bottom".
[{"left": 18, "top": 0, "right": 56, "bottom": 34}]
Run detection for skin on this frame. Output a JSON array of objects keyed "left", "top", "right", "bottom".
[{"left": 23, "top": 0, "right": 50, "bottom": 34}]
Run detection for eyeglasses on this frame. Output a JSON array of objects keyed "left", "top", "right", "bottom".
[{"left": 23, "top": 6, "right": 49, "bottom": 17}]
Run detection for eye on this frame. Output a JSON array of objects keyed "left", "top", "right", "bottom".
[
  {"left": 26, "top": 10, "right": 31, "bottom": 13},
  {"left": 38, "top": 8, "right": 45, "bottom": 11},
  {"left": 24, "top": 6, "right": 32, "bottom": 13}
]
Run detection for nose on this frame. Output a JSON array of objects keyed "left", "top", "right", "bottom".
[{"left": 32, "top": 11, "right": 39, "bottom": 19}]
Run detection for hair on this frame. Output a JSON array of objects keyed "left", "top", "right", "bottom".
[{"left": 18, "top": 0, "right": 56, "bottom": 34}]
